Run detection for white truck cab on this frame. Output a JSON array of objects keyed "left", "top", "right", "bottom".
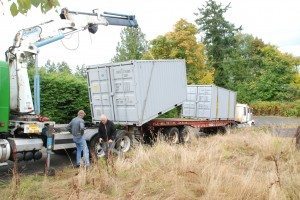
[{"left": 235, "top": 103, "right": 255, "bottom": 126}]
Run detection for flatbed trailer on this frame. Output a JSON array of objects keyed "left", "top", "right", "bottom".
[
  {"left": 148, "top": 118, "right": 235, "bottom": 128},
  {"left": 118, "top": 118, "right": 236, "bottom": 145}
]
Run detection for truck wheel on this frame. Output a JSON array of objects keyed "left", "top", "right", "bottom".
[
  {"left": 115, "top": 130, "right": 132, "bottom": 153},
  {"left": 164, "top": 127, "right": 179, "bottom": 144},
  {"left": 89, "top": 135, "right": 105, "bottom": 160},
  {"left": 179, "top": 126, "right": 190, "bottom": 143},
  {"left": 131, "top": 129, "right": 143, "bottom": 148}
]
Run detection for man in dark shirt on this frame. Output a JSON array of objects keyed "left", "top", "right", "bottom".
[{"left": 98, "top": 114, "right": 116, "bottom": 158}]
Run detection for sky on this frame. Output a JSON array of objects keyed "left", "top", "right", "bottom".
[{"left": 0, "top": 0, "right": 299, "bottom": 70}]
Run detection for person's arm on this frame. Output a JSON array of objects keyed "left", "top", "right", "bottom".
[
  {"left": 98, "top": 123, "right": 103, "bottom": 140},
  {"left": 67, "top": 120, "right": 72, "bottom": 132},
  {"left": 80, "top": 119, "right": 85, "bottom": 135},
  {"left": 110, "top": 121, "right": 117, "bottom": 141}
]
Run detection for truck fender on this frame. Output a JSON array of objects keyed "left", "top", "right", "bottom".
[{"left": 83, "top": 128, "right": 98, "bottom": 141}]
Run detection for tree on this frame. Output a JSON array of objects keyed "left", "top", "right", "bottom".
[
  {"left": 75, "top": 64, "right": 87, "bottom": 78},
  {"left": 253, "top": 45, "right": 299, "bottom": 101},
  {"left": 112, "top": 27, "right": 148, "bottom": 62},
  {"left": 195, "top": 0, "right": 241, "bottom": 86},
  {"left": 44, "top": 60, "right": 71, "bottom": 73},
  {"left": 219, "top": 33, "right": 264, "bottom": 102},
  {"left": 146, "top": 19, "right": 213, "bottom": 84},
  {"left": 56, "top": 61, "right": 71, "bottom": 73},
  {"left": 45, "top": 60, "right": 57, "bottom": 72},
  {"left": 9, "top": 0, "right": 59, "bottom": 16},
  {"left": 220, "top": 33, "right": 300, "bottom": 103}
]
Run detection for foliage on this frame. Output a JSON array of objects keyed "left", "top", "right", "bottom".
[
  {"left": 28, "top": 62, "right": 91, "bottom": 123},
  {"left": 112, "top": 27, "right": 148, "bottom": 62},
  {"left": 9, "top": 0, "right": 59, "bottom": 17},
  {"left": 253, "top": 45, "right": 299, "bottom": 101},
  {"left": 45, "top": 60, "right": 72, "bottom": 73},
  {"left": 146, "top": 19, "right": 213, "bottom": 84},
  {"left": 250, "top": 100, "right": 300, "bottom": 117},
  {"left": 221, "top": 33, "right": 300, "bottom": 103},
  {"left": 195, "top": 0, "right": 299, "bottom": 103},
  {"left": 75, "top": 65, "right": 87, "bottom": 78},
  {"left": 195, "top": 0, "right": 241, "bottom": 87},
  {"left": 159, "top": 107, "right": 181, "bottom": 118}
]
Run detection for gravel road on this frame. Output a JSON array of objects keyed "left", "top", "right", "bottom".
[
  {"left": 0, "top": 150, "right": 76, "bottom": 182},
  {"left": 253, "top": 116, "right": 299, "bottom": 137}
]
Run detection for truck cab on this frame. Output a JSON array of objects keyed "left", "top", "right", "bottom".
[{"left": 235, "top": 103, "right": 255, "bottom": 126}]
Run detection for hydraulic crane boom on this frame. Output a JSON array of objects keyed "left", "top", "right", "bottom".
[{"left": 6, "top": 8, "right": 138, "bottom": 116}]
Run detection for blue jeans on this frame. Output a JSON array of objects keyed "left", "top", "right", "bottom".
[{"left": 73, "top": 136, "right": 90, "bottom": 166}]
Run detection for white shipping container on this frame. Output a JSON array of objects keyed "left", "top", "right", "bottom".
[
  {"left": 87, "top": 60, "right": 187, "bottom": 126},
  {"left": 182, "top": 85, "right": 236, "bottom": 120}
]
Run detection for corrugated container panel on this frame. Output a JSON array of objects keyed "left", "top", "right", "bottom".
[
  {"left": 87, "top": 60, "right": 187, "bottom": 126},
  {"left": 229, "top": 91, "right": 236, "bottom": 119},
  {"left": 217, "top": 87, "right": 229, "bottom": 118},
  {"left": 182, "top": 85, "right": 236, "bottom": 120}
]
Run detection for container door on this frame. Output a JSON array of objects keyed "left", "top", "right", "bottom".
[
  {"left": 109, "top": 64, "right": 138, "bottom": 123},
  {"left": 182, "top": 102, "right": 197, "bottom": 117},
  {"left": 197, "top": 86, "right": 212, "bottom": 119},
  {"left": 187, "top": 86, "right": 198, "bottom": 101},
  {"left": 182, "top": 86, "right": 197, "bottom": 117},
  {"left": 87, "top": 67, "right": 114, "bottom": 121}
]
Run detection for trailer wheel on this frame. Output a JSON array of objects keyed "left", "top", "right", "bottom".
[
  {"left": 179, "top": 126, "right": 190, "bottom": 143},
  {"left": 89, "top": 135, "right": 105, "bottom": 160},
  {"left": 165, "top": 127, "right": 179, "bottom": 144},
  {"left": 115, "top": 130, "right": 132, "bottom": 153}
]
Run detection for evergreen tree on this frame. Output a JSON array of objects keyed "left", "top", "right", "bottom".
[
  {"left": 112, "top": 27, "right": 148, "bottom": 62},
  {"left": 195, "top": 0, "right": 241, "bottom": 86},
  {"left": 75, "top": 65, "right": 87, "bottom": 78}
]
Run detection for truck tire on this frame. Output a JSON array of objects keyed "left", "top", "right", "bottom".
[
  {"left": 128, "top": 129, "right": 143, "bottom": 149},
  {"left": 89, "top": 135, "right": 105, "bottom": 160},
  {"left": 179, "top": 126, "right": 190, "bottom": 143},
  {"left": 164, "top": 127, "right": 179, "bottom": 144},
  {"left": 115, "top": 130, "right": 132, "bottom": 153}
]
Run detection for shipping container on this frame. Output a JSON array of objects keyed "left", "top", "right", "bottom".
[
  {"left": 182, "top": 85, "right": 236, "bottom": 120},
  {"left": 87, "top": 60, "right": 187, "bottom": 126}
]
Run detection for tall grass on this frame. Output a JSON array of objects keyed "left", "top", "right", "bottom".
[{"left": 1, "top": 127, "right": 300, "bottom": 200}]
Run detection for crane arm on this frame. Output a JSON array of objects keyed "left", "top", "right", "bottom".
[{"left": 6, "top": 8, "right": 138, "bottom": 115}]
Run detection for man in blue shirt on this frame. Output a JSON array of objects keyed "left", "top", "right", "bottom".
[{"left": 68, "top": 110, "right": 90, "bottom": 167}]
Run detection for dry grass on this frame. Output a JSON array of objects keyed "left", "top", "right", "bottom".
[{"left": 1, "top": 127, "right": 300, "bottom": 200}]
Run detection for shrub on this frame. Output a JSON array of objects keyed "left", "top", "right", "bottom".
[
  {"left": 29, "top": 70, "right": 91, "bottom": 123},
  {"left": 250, "top": 100, "right": 300, "bottom": 117}
]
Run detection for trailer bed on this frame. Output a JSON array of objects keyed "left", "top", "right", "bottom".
[{"left": 148, "top": 118, "right": 235, "bottom": 128}]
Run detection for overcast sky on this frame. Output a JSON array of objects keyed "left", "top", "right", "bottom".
[{"left": 0, "top": 0, "right": 299, "bottom": 70}]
